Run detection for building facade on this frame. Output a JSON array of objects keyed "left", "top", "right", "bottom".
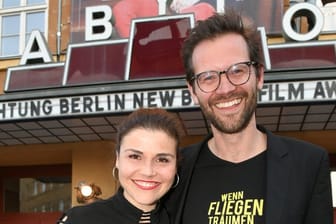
[{"left": 0, "top": 0, "right": 336, "bottom": 223}]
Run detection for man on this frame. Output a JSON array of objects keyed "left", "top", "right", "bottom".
[{"left": 165, "top": 10, "right": 333, "bottom": 224}]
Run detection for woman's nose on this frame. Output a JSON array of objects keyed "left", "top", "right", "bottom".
[{"left": 140, "top": 161, "right": 156, "bottom": 176}]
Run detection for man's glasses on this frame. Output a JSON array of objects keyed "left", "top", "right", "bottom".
[{"left": 191, "top": 61, "right": 258, "bottom": 93}]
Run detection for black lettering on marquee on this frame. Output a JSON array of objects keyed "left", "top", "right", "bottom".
[
  {"left": 8, "top": 102, "right": 16, "bottom": 118},
  {"left": 288, "top": 83, "right": 304, "bottom": 100},
  {"left": 30, "top": 101, "right": 41, "bottom": 116},
  {"left": 42, "top": 100, "right": 53, "bottom": 115},
  {"left": 269, "top": 84, "right": 273, "bottom": 101},
  {"left": 114, "top": 94, "right": 125, "bottom": 110},
  {"left": 275, "top": 84, "right": 285, "bottom": 101},
  {"left": 133, "top": 93, "right": 143, "bottom": 108},
  {"left": 323, "top": 80, "right": 336, "bottom": 98},
  {"left": 94, "top": 96, "right": 104, "bottom": 112},
  {"left": 107, "top": 95, "right": 111, "bottom": 110},
  {"left": 83, "top": 96, "right": 93, "bottom": 112},
  {"left": 258, "top": 86, "right": 267, "bottom": 102},
  {"left": 314, "top": 82, "right": 325, "bottom": 98},
  {"left": 60, "top": 99, "right": 69, "bottom": 114},
  {"left": 18, "top": 102, "right": 29, "bottom": 117},
  {"left": 72, "top": 97, "right": 81, "bottom": 113},
  {"left": 259, "top": 84, "right": 273, "bottom": 102},
  {"left": 160, "top": 91, "right": 175, "bottom": 107},
  {"left": 181, "top": 89, "right": 192, "bottom": 106},
  {"left": 148, "top": 91, "right": 157, "bottom": 107},
  {"left": 0, "top": 103, "right": 5, "bottom": 118},
  {"left": 313, "top": 81, "right": 336, "bottom": 99}
]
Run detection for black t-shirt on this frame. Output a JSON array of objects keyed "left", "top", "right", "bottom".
[{"left": 182, "top": 144, "right": 266, "bottom": 224}]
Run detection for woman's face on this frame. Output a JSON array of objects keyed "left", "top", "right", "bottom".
[{"left": 116, "top": 128, "right": 177, "bottom": 212}]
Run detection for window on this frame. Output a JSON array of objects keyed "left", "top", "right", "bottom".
[
  {"left": 3, "top": 0, "right": 20, "bottom": 8},
  {"left": 58, "top": 200, "right": 65, "bottom": 211},
  {"left": 0, "top": 0, "right": 47, "bottom": 57},
  {"left": 0, "top": 165, "right": 71, "bottom": 214},
  {"left": 331, "top": 171, "right": 336, "bottom": 207},
  {"left": 40, "top": 182, "right": 46, "bottom": 193},
  {"left": 3, "top": 177, "right": 71, "bottom": 213}
]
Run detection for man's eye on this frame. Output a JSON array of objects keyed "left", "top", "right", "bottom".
[
  {"left": 200, "top": 72, "right": 217, "bottom": 82},
  {"left": 230, "top": 68, "right": 243, "bottom": 75}
]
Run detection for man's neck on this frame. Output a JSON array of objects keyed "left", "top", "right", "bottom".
[{"left": 208, "top": 123, "right": 267, "bottom": 163}]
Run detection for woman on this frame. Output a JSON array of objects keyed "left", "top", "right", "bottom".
[{"left": 57, "top": 108, "right": 183, "bottom": 224}]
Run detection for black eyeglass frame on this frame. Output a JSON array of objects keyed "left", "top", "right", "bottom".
[{"left": 191, "top": 61, "right": 258, "bottom": 93}]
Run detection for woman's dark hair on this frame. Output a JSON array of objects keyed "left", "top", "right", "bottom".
[
  {"left": 182, "top": 9, "right": 264, "bottom": 85},
  {"left": 116, "top": 108, "right": 184, "bottom": 161}
]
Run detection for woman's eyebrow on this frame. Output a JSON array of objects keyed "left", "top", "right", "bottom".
[{"left": 122, "top": 148, "right": 143, "bottom": 154}]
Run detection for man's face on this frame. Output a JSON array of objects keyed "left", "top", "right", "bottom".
[{"left": 188, "top": 33, "right": 264, "bottom": 134}]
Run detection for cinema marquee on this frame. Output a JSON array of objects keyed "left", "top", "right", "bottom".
[{"left": 2, "top": 1, "right": 336, "bottom": 122}]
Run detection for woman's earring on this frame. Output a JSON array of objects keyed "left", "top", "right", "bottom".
[
  {"left": 112, "top": 167, "right": 118, "bottom": 180},
  {"left": 172, "top": 173, "right": 180, "bottom": 188}
]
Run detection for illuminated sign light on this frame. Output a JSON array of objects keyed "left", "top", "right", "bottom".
[
  {"left": 5, "top": 63, "right": 64, "bottom": 91},
  {"left": 3, "top": 2, "right": 336, "bottom": 92},
  {"left": 85, "top": 5, "right": 113, "bottom": 41},
  {"left": 5, "top": 14, "right": 195, "bottom": 92},
  {"left": 268, "top": 41, "right": 336, "bottom": 70},
  {"left": 20, "top": 30, "right": 53, "bottom": 65},
  {"left": 63, "top": 39, "right": 128, "bottom": 86},
  {"left": 0, "top": 79, "right": 335, "bottom": 121},
  {"left": 282, "top": 3, "right": 324, "bottom": 42},
  {"left": 224, "top": 0, "right": 282, "bottom": 34},
  {"left": 125, "top": 14, "right": 195, "bottom": 80},
  {"left": 76, "top": 0, "right": 281, "bottom": 42}
]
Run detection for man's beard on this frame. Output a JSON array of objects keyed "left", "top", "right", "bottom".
[{"left": 200, "top": 86, "right": 258, "bottom": 134}]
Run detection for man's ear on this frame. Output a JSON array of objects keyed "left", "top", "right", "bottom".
[
  {"left": 187, "top": 82, "right": 199, "bottom": 105},
  {"left": 257, "top": 65, "right": 265, "bottom": 91}
]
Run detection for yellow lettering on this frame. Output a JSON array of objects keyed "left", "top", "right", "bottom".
[
  {"left": 221, "top": 193, "right": 228, "bottom": 201},
  {"left": 226, "top": 200, "right": 234, "bottom": 215},
  {"left": 243, "top": 199, "right": 253, "bottom": 215},
  {"left": 234, "top": 200, "right": 244, "bottom": 215},
  {"left": 214, "top": 201, "right": 222, "bottom": 215},
  {"left": 221, "top": 191, "right": 244, "bottom": 201},
  {"left": 232, "top": 216, "right": 239, "bottom": 224},
  {"left": 208, "top": 202, "right": 218, "bottom": 215},
  {"left": 219, "top": 215, "right": 225, "bottom": 224},
  {"left": 253, "top": 199, "right": 264, "bottom": 216},
  {"left": 242, "top": 215, "right": 254, "bottom": 224}
]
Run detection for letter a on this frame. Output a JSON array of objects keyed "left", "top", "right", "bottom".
[{"left": 20, "top": 30, "right": 53, "bottom": 65}]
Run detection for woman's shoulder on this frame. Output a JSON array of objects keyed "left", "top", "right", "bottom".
[{"left": 57, "top": 197, "right": 117, "bottom": 223}]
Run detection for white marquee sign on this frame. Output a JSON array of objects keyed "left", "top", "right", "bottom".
[{"left": 0, "top": 79, "right": 335, "bottom": 121}]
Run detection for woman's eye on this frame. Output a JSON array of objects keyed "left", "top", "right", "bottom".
[
  {"left": 157, "top": 157, "right": 170, "bottom": 163},
  {"left": 128, "top": 154, "right": 141, "bottom": 160}
]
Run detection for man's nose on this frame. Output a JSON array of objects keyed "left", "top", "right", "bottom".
[{"left": 215, "top": 73, "right": 236, "bottom": 94}]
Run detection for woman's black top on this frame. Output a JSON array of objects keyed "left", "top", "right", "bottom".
[{"left": 57, "top": 188, "right": 171, "bottom": 224}]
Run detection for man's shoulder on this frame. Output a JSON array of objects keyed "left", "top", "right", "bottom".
[{"left": 263, "top": 126, "right": 328, "bottom": 157}]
